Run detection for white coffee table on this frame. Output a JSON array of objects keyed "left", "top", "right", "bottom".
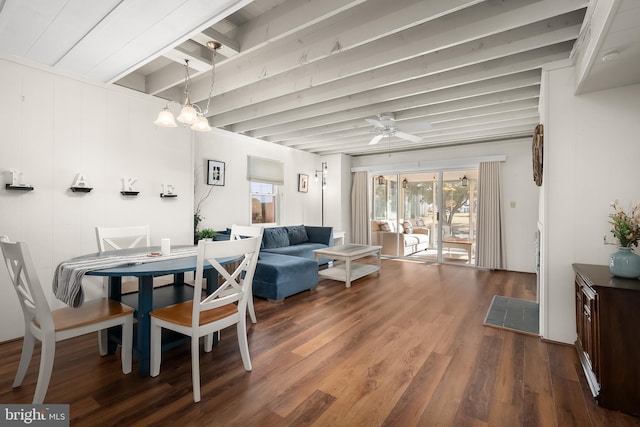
[{"left": 313, "top": 244, "right": 382, "bottom": 288}]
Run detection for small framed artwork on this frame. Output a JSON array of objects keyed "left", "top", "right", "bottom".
[
  {"left": 298, "top": 174, "right": 309, "bottom": 193},
  {"left": 207, "top": 160, "right": 225, "bottom": 186}
]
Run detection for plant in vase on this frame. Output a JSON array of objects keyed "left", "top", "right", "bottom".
[
  {"left": 195, "top": 228, "right": 217, "bottom": 242},
  {"left": 608, "top": 199, "right": 640, "bottom": 278}
]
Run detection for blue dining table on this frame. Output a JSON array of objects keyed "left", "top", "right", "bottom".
[{"left": 83, "top": 246, "right": 225, "bottom": 376}]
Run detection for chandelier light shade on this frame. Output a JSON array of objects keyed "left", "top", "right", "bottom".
[
  {"left": 191, "top": 115, "right": 211, "bottom": 132},
  {"left": 176, "top": 100, "right": 198, "bottom": 125},
  {"left": 154, "top": 42, "right": 221, "bottom": 132},
  {"left": 154, "top": 108, "right": 177, "bottom": 127}
]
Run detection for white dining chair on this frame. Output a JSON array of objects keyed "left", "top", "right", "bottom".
[
  {"left": 0, "top": 236, "right": 134, "bottom": 404},
  {"left": 95, "top": 225, "right": 150, "bottom": 252},
  {"left": 95, "top": 225, "right": 148, "bottom": 354},
  {"left": 95, "top": 225, "right": 174, "bottom": 354},
  {"left": 229, "top": 224, "right": 263, "bottom": 324},
  {"left": 150, "top": 236, "right": 261, "bottom": 402}
]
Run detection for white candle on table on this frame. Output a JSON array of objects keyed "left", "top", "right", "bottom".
[{"left": 161, "top": 238, "right": 171, "bottom": 255}]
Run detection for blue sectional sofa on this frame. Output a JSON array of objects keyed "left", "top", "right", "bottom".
[
  {"left": 255, "top": 225, "right": 333, "bottom": 302},
  {"left": 216, "top": 225, "right": 333, "bottom": 302}
]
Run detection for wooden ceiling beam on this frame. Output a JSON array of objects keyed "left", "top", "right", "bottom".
[
  {"left": 251, "top": 82, "right": 540, "bottom": 139},
  {"left": 275, "top": 99, "right": 539, "bottom": 145},
  {"left": 220, "top": 44, "right": 569, "bottom": 131},
  {"left": 312, "top": 123, "right": 537, "bottom": 156},
  {"left": 196, "top": 0, "right": 481, "bottom": 97},
  {"left": 289, "top": 110, "right": 539, "bottom": 150},
  {"left": 208, "top": 15, "right": 580, "bottom": 124},
  {"left": 187, "top": 0, "right": 584, "bottom": 105}
]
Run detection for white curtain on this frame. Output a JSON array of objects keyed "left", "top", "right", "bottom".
[
  {"left": 476, "top": 161, "right": 505, "bottom": 269},
  {"left": 351, "top": 171, "right": 369, "bottom": 244}
]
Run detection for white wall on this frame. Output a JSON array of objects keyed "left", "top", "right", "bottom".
[
  {"left": 194, "top": 129, "right": 324, "bottom": 230},
  {"left": 541, "top": 64, "right": 640, "bottom": 343},
  {"left": 321, "top": 154, "right": 352, "bottom": 241},
  {"left": 352, "top": 138, "right": 539, "bottom": 273},
  {"left": 0, "top": 55, "right": 193, "bottom": 342}
]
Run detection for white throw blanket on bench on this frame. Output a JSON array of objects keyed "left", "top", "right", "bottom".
[{"left": 53, "top": 246, "right": 198, "bottom": 308}]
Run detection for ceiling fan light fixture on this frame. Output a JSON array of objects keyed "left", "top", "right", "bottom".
[{"left": 365, "top": 112, "right": 427, "bottom": 145}]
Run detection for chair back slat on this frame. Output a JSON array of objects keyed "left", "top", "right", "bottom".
[
  {"left": 230, "top": 225, "right": 263, "bottom": 241},
  {"left": 191, "top": 237, "right": 260, "bottom": 328},
  {"left": 95, "top": 225, "right": 150, "bottom": 252},
  {"left": 0, "top": 236, "right": 54, "bottom": 332}
]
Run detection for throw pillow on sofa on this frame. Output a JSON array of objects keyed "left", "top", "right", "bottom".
[
  {"left": 262, "top": 227, "right": 290, "bottom": 249},
  {"left": 286, "top": 225, "right": 309, "bottom": 245},
  {"left": 403, "top": 221, "right": 413, "bottom": 234},
  {"left": 379, "top": 222, "right": 390, "bottom": 232}
]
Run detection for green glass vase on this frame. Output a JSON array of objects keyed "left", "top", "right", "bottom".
[{"left": 609, "top": 247, "right": 640, "bottom": 279}]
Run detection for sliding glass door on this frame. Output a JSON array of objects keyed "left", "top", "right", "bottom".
[
  {"left": 440, "top": 170, "right": 477, "bottom": 265},
  {"left": 371, "top": 169, "right": 477, "bottom": 265}
]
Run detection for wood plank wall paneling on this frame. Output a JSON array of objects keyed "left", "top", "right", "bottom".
[{"left": 0, "top": 259, "right": 638, "bottom": 426}]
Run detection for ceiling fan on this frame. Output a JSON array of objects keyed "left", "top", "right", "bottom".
[{"left": 365, "top": 112, "right": 431, "bottom": 145}]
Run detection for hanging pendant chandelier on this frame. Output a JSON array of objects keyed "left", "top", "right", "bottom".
[{"left": 154, "top": 41, "right": 220, "bottom": 132}]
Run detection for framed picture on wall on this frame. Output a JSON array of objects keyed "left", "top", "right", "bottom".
[
  {"left": 298, "top": 174, "right": 309, "bottom": 193},
  {"left": 207, "top": 160, "right": 225, "bottom": 186},
  {"left": 532, "top": 124, "right": 543, "bottom": 187}
]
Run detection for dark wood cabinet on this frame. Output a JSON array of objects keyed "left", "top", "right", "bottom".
[{"left": 573, "top": 264, "right": 640, "bottom": 416}]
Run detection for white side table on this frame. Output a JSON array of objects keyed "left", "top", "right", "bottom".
[{"left": 333, "top": 231, "right": 345, "bottom": 246}]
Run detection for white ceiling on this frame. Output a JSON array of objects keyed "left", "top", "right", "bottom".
[{"left": 0, "top": 0, "right": 637, "bottom": 156}]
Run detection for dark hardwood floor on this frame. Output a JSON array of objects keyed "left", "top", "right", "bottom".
[{"left": 1, "top": 259, "right": 639, "bottom": 426}]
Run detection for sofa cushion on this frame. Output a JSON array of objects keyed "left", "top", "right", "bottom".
[
  {"left": 415, "top": 218, "right": 425, "bottom": 227},
  {"left": 403, "top": 233, "right": 429, "bottom": 247},
  {"left": 262, "top": 242, "right": 328, "bottom": 260},
  {"left": 286, "top": 225, "right": 309, "bottom": 245},
  {"left": 378, "top": 221, "right": 390, "bottom": 232},
  {"left": 262, "top": 227, "right": 290, "bottom": 249},
  {"left": 403, "top": 221, "right": 413, "bottom": 234}
]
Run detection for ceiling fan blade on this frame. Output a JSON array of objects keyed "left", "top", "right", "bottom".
[
  {"left": 365, "top": 118, "right": 385, "bottom": 128},
  {"left": 394, "top": 131, "right": 422, "bottom": 143},
  {"left": 368, "top": 134, "right": 384, "bottom": 145}
]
